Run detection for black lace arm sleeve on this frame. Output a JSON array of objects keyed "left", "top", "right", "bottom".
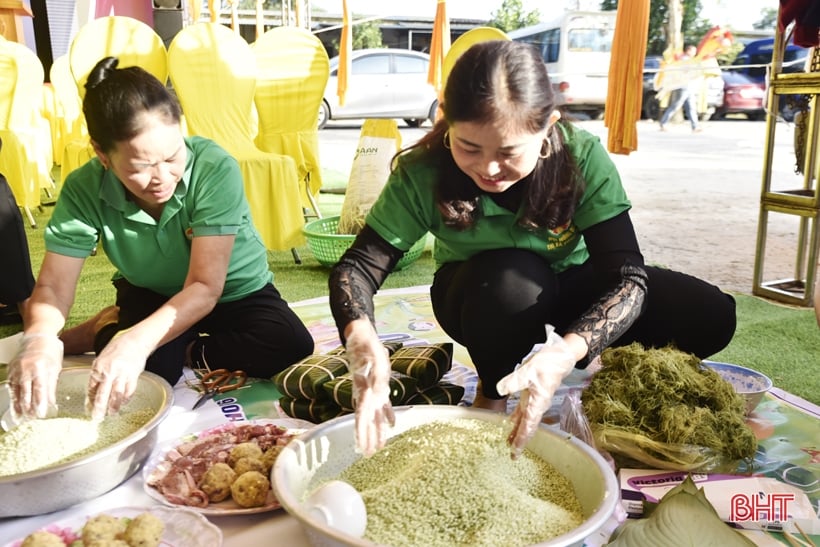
[
  {"left": 328, "top": 225, "right": 405, "bottom": 344},
  {"left": 566, "top": 211, "right": 648, "bottom": 364}
]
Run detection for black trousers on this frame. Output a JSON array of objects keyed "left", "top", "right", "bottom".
[
  {"left": 431, "top": 248, "right": 737, "bottom": 399},
  {"left": 94, "top": 279, "right": 314, "bottom": 386},
  {"left": 0, "top": 174, "right": 34, "bottom": 305}
]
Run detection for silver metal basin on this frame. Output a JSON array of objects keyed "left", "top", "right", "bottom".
[{"left": 0, "top": 366, "right": 174, "bottom": 517}]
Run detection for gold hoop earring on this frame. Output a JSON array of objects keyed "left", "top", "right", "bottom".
[
  {"left": 443, "top": 130, "right": 451, "bottom": 150},
  {"left": 539, "top": 139, "right": 550, "bottom": 159}
]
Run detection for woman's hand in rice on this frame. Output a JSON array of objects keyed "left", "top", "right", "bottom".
[
  {"left": 8, "top": 333, "right": 63, "bottom": 420},
  {"left": 86, "top": 329, "right": 148, "bottom": 420},
  {"left": 345, "top": 319, "right": 395, "bottom": 457},
  {"left": 496, "top": 325, "right": 577, "bottom": 458}
]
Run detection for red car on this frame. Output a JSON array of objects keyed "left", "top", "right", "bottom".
[{"left": 712, "top": 71, "right": 767, "bottom": 120}]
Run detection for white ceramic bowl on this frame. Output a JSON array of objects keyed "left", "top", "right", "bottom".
[
  {"left": 703, "top": 361, "right": 773, "bottom": 415},
  {"left": 0, "top": 367, "right": 174, "bottom": 517},
  {"left": 272, "top": 405, "right": 619, "bottom": 547}
]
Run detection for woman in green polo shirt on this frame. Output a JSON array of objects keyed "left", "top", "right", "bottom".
[
  {"left": 8, "top": 57, "right": 313, "bottom": 421},
  {"left": 329, "top": 40, "right": 737, "bottom": 457}
]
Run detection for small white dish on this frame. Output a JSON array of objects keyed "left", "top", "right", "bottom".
[
  {"left": 3, "top": 505, "right": 222, "bottom": 547},
  {"left": 143, "top": 419, "right": 309, "bottom": 516}
]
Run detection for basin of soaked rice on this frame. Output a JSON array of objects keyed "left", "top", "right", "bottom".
[
  {"left": 273, "top": 405, "right": 619, "bottom": 547},
  {"left": 0, "top": 367, "right": 173, "bottom": 517}
]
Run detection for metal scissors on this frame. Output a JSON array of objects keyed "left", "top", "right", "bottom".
[{"left": 192, "top": 368, "right": 248, "bottom": 410}]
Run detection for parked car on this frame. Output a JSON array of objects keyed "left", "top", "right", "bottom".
[
  {"left": 641, "top": 55, "right": 662, "bottom": 120},
  {"left": 711, "top": 71, "right": 766, "bottom": 120},
  {"left": 731, "top": 37, "right": 809, "bottom": 121},
  {"left": 641, "top": 55, "right": 722, "bottom": 121},
  {"left": 320, "top": 48, "right": 438, "bottom": 129}
]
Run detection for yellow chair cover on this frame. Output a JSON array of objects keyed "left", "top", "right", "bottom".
[
  {"left": 0, "top": 130, "right": 38, "bottom": 225},
  {"left": 50, "top": 54, "right": 91, "bottom": 186},
  {"left": 69, "top": 15, "right": 169, "bottom": 99},
  {"left": 251, "top": 26, "right": 329, "bottom": 211},
  {"left": 435, "top": 27, "right": 509, "bottom": 121},
  {"left": 441, "top": 27, "right": 509, "bottom": 88},
  {"left": 8, "top": 42, "right": 54, "bottom": 180},
  {"left": 0, "top": 39, "right": 54, "bottom": 221},
  {"left": 168, "top": 22, "right": 303, "bottom": 250},
  {"left": 40, "top": 82, "right": 61, "bottom": 167},
  {"left": 62, "top": 16, "right": 169, "bottom": 182}
]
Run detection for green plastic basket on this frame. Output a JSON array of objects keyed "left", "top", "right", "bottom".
[{"left": 303, "top": 216, "right": 426, "bottom": 270}]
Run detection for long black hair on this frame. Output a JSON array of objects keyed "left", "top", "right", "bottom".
[
  {"left": 399, "top": 40, "right": 583, "bottom": 231},
  {"left": 83, "top": 56, "right": 181, "bottom": 153}
]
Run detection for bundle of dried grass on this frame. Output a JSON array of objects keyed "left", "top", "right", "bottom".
[{"left": 581, "top": 343, "right": 757, "bottom": 471}]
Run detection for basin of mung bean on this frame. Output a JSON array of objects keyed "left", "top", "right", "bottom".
[
  {"left": 0, "top": 367, "right": 173, "bottom": 517},
  {"left": 273, "top": 405, "right": 620, "bottom": 547},
  {"left": 0, "top": 398, "right": 154, "bottom": 477}
]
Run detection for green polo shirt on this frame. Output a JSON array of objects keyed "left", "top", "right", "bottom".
[
  {"left": 366, "top": 124, "right": 631, "bottom": 272},
  {"left": 45, "top": 136, "right": 272, "bottom": 301}
]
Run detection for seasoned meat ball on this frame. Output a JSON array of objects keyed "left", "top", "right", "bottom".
[
  {"left": 20, "top": 531, "right": 64, "bottom": 547},
  {"left": 122, "top": 512, "right": 165, "bottom": 547},
  {"left": 230, "top": 470, "right": 271, "bottom": 508},
  {"left": 82, "top": 514, "right": 125, "bottom": 543},
  {"left": 199, "top": 462, "right": 238, "bottom": 503},
  {"left": 261, "top": 445, "right": 283, "bottom": 473},
  {"left": 228, "top": 442, "right": 263, "bottom": 467},
  {"left": 233, "top": 456, "right": 265, "bottom": 476}
]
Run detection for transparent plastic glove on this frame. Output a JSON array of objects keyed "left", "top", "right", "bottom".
[
  {"left": 7, "top": 333, "right": 63, "bottom": 420},
  {"left": 85, "top": 329, "right": 149, "bottom": 421},
  {"left": 345, "top": 322, "right": 395, "bottom": 457},
  {"left": 496, "top": 325, "right": 577, "bottom": 458}
]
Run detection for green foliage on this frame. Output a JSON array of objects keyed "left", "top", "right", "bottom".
[
  {"left": 487, "top": 0, "right": 540, "bottom": 33},
  {"left": 715, "top": 41, "right": 744, "bottom": 66},
  {"left": 753, "top": 7, "right": 778, "bottom": 31},
  {"left": 329, "top": 16, "right": 384, "bottom": 56},
  {"left": 352, "top": 18, "right": 384, "bottom": 50},
  {"left": 601, "top": 0, "right": 710, "bottom": 56}
]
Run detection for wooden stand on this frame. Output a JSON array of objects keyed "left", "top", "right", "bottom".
[
  {"left": 0, "top": 0, "right": 32, "bottom": 43},
  {"left": 753, "top": 28, "right": 820, "bottom": 307}
]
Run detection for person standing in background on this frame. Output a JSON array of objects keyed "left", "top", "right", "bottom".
[{"left": 659, "top": 44, "right": 703, "bottom": 133}]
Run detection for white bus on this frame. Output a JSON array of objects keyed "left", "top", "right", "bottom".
[{"left": 508, "top": 10, "right": 617, "bottom": 119}]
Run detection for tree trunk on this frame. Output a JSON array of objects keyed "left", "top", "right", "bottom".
[{"left": 667, "top": 0, "right": 683, "bottom": 54}]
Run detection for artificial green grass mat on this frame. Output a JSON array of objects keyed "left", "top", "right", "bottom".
[
  {"left": 710, "top": 295, "right": 819, "bottom": 405},
  {"left": 2, "top": 203, "right": 818, "bottom": 406}
]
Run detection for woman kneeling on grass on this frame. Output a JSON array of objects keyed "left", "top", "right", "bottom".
[
  {"left": 9, "top": 57, "right": 313, "bottom": 421},
  {"left": 329, "top": 40, "right": 737, "bottom": 458}
]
